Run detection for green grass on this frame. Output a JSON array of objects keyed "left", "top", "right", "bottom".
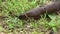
[{"left": 0, "top": 0, "right": 60, "bottom": 34}]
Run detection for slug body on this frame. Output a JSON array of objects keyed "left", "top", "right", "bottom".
[{"left": 19, "top": 2, "right": 60, "bottom": 19}]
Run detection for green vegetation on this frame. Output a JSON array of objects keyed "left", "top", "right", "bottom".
[{"left": 0, "top": 0, "right": 60, "bottom": 34}]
